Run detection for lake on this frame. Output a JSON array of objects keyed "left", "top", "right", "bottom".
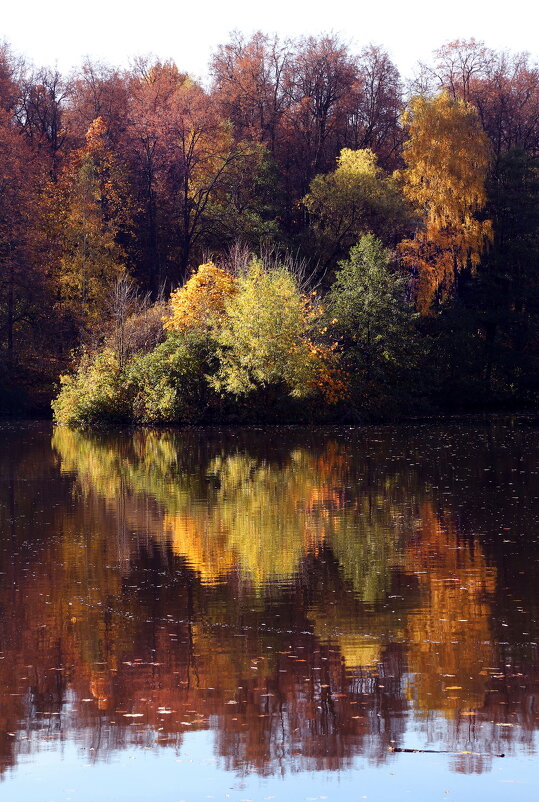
[{"left": 0, "top": 420, "right": 538, "bottom": 801}]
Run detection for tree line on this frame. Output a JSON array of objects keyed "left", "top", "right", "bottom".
[{"left": 0, "top": 34, "right": 538, "bottom": 420}]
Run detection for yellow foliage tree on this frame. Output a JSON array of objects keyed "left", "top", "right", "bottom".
[
  {"left": 52, "top": 117, "right": 132, "bottom": 332},
  {"left": 211, "top": 259, "right": 344, "bottom": 402},
  {"left": 398, "top": 93, "right": 492, "bottom": 315},
  {"left": 303, "top": 147, "right": 409, "bottom": 263},
  {"left": 164, "top": 261, "right": 237, "bottom": 334}
]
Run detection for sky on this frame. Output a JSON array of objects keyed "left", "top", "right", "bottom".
[{"left": 2, "top": 0, "right": 538, "bottom": 82}]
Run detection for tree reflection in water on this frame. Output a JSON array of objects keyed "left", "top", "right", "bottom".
[{"left": 0, "top": 422, "right": 537, "bottom": 778}]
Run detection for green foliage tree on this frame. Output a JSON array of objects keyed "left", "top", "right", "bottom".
[
  {"left": 303, "top": 148, "right": 410, "bottom": 266},
  {"left": 52, "top": 330, "right": 220, "bottom": 426},
  {"left": 128, "top": 332, "right": 218, "bottom": 424},
  {"left": 327, "top": 235, "right": 421, "bottom": 416},
  {"left": 51, "top": 347, "right": 130, "bottom": 425}
]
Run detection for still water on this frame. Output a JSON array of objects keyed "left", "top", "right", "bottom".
[{"left": 0, "top": 420, "right": 538, "bottom": 801}]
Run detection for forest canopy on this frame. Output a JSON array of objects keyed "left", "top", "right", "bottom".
[{"left": 0, "top": 34, "right": 537, "bottom": 420}]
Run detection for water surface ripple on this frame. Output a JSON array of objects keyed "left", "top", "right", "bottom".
[{"left": 0, "top": 421, "right": 538, "bottom": 800}]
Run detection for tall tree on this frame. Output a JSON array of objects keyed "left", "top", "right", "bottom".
[
  {"left": 124, "top": 60, "right": 188, "bottom": 294},
  {"left": 0, "top": 109, "right": 34, "bottom": 367},
  {"left": 417, "top": 40, "right": 539, "bottom": 160},
  {"left": 282, "top": 35, "right": 357, "bottom": 197},
  {"left": 66, "top": 59, "right": 129, "bottom": 150},
  {"left": 415, "top": 38, "right": 494, "bottom": 102},
  {"left": 210, "top": 31, "right": 291, "bottom": 156},
  {"left": 17, "top": 67, "right": 68, "bottom": 180},
  {"left": 0, "top": 43, "right": 21, "bottom": 112},
  {"left": 165, "top": 82, "right": 260, "bottom": 279},
  {"left": 126, "top": 63, "right": 262, "bottom": 289},
  {"left": 52, "top": 117, "right": 131, "bottom": 335},
  {"left": 0, "top": 106, "right": 53, "bottom": 407},
  {"left": 303, "top": 148, "right": 409, "bottom": 266},
  {"left": 346, "top": 45, "right": 403, "bottom": 170},
  {"left": 398, "top": 92, "right": 492, "bottom": 314}
]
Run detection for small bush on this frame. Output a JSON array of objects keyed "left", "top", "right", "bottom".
[
  {"left": 127, "top": 332, "right": 218, "bottom": 424},
  {"left": 52, "top": 348, "right": 131, "bottom": 425}
]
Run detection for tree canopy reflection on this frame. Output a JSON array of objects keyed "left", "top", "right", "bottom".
[{"left": 0, "top": 422, "right": 537, "bottom": 777}]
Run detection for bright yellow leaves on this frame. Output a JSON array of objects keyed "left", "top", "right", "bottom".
[
  {"left": 165, "top": 258, "right": 345, "bottom": 404},
  {"left": 211, "top": 259, "right": 343, "bottom": 401},
  {"left": 164, "top": 262, "right": 237, "bottom": 334},
  {"left": 398, "top": 93, "right": 493, "bottom": 315},
  {"left": 338, "top": 147, "right": 377, "bottom": 175}
]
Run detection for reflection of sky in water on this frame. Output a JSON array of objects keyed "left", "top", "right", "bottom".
[{"left": 4, "top": 729, "right": 539, "bottom": 802}]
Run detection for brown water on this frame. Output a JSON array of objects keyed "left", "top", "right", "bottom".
[{"left": 0, "top": 420, "right": 538, "bottom": 801}]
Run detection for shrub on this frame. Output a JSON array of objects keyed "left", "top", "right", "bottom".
[
  {"left": 127, "top": 332, "right": 218, "bottom": 423},
  {"left": 211, "top": 259, "right": 329, "bottom": 401},
  {"left": 52, "top": 348, "right": 131, "bottom": 425},
  {"left": 164, "top": 262, "right": 237, "bottom": 334}
]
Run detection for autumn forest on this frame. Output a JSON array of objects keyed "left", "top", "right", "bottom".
[{"left": 0, "top": 34, "right": 538, "bottom": 422}]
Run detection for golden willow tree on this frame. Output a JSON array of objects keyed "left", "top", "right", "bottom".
[{"left": 398, "top": 92, "right": 492, "bottom": 315}]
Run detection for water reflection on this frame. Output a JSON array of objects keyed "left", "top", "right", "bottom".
[{"left": 0, "top": 421, "right": 538, "bottom": 781}]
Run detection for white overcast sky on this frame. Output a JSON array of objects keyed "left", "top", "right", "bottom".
[{"left": 3, "top": 0, "right": 538, "bottom": 82}]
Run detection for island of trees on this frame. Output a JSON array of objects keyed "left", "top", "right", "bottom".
[{"left": 0, "top": 34, "right": 537, "bottom": 423}]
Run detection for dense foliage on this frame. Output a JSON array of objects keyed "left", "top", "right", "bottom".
[
  {"left": 0, "top": 35, "right": 537, "bottom": 419},
  {"left": 327, "top": 235, "right": 420, "bottom": 417}
]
